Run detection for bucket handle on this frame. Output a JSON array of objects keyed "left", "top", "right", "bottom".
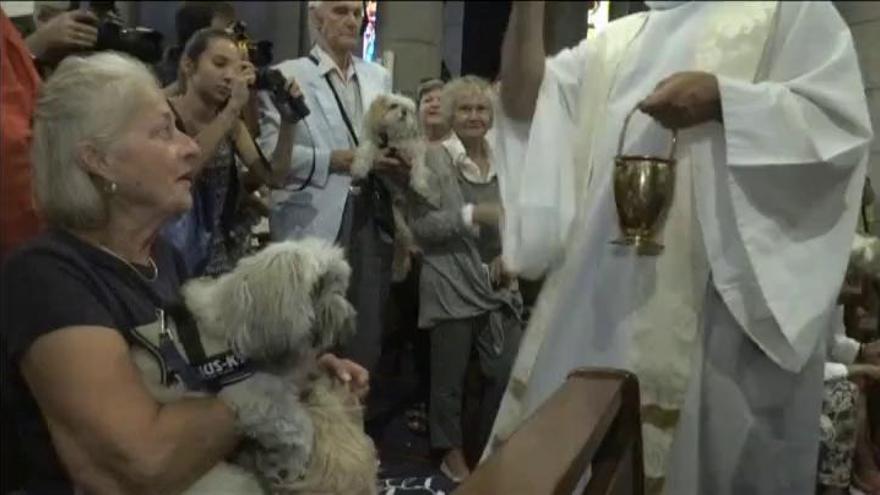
[{"left": 616, "top": 105, "right": 678, "bottom": 161}]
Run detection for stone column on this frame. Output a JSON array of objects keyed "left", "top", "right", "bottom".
[
  {"left": 443, "top": 0, "right": 465, "bottom": 78},
  {"left": 377, "top": 1, "right": 444, "bottom": 97},
  {"left": 836, "top": 2, "right": 880, "bottom": 229}
]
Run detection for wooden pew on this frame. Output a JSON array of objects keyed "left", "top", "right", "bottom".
[{"left": 455, "top": 368, "right": 644, "bottom": 495}]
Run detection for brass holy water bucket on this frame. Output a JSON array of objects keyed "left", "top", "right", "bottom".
[{"left": 610, "top": 106, "right": 677, "bottom": 256}]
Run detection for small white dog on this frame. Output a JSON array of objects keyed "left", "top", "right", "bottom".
[
  {"left": 180, "top": 239, "right": 378, "bottom": 494},
  {"left": 351, "top": 93, "right": 433, "bottom": 281}
]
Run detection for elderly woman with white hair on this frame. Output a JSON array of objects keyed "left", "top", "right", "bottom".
[
  {"left": 0, "top": 52, "right": 366, "bottom": 495},
  {"left": 402, "top": 75, "right": 523, "bottom": 482}
]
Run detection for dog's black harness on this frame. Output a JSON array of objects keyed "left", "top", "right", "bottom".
[
  {"left": 160, "top": 303, "right": 254, "bottom": 393},
  {"left": 116, "top": 265, "right": 254, "bottom": 393}
]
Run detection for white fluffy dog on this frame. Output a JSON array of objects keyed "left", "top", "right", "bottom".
[
  {"left": 181, "top": 239, "right": 378, "bottom": 494},
  {"left": 351, "top": 93, "right": 432, "bottom": 281}
]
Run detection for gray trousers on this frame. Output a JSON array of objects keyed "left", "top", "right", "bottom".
[
  {"left": 429, "top": 313, "right": 521, "bottom": 452},
  {"left": 336, "top": 187, "right": 394, "bottom": 375}
]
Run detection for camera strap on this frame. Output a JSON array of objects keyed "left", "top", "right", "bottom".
[
  {"left": 108, "top": 250, "right": 255, "bottom": 392},
  {"left": 148, "top": 297, "right": 255, "bottom": 394},
  {"left": 309, "top": 54, "right": 359, "bottom": 147},
  {"left": 244, "top": 129, "right": 315, "bottom": 192}
]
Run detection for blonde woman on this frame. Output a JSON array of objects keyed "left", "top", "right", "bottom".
[{"left": 404, "top": 75, "right": 522, "bottom": 482}]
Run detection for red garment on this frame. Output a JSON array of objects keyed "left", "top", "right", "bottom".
[{"left": 1, "top": 9, "right": 43, "bottom": 261}]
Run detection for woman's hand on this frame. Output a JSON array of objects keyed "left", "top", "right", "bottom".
[
  {"left": 489, "top": 255, "right": 515, "bottom": 289},
  {"left": 239, "top": 60, "right": 257, "bottom": 87},
  {"left": 317, "top": 353, "right": 370, "bottom": 400},
  {"left": 226, "top": 61, "right": 256, "bottom": 114}
]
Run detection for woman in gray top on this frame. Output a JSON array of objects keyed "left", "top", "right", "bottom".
[{"left": 403, "top": 76, "right": 522, "bottom": 482}]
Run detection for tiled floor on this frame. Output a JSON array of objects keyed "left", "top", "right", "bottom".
[
  {"left": 367, "top": 337, "right": 462, "bottom": 493},
  {"left": 367, "top": 338, "right": 444, "bottom": 478}
]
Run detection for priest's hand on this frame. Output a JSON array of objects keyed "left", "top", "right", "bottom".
[{"left": 639, "top": 71, "right": 723, "bottom": 129}]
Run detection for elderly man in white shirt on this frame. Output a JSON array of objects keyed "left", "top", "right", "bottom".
[{"left": 259, "top": 1, "right": 404, "bottom": 375}]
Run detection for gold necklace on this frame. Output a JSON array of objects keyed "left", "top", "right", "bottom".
[{"left": 98, "top": 245, "right": 159, "bottom": 282}]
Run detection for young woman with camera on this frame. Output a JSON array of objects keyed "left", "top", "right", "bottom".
[{"left": 165, "top": 28, "right": 303, "bottom": 276}]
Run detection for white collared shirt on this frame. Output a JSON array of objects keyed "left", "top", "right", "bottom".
[
  {"left": 442, "top": 132, "right": 498, "bottom": 228},
  {"left": 442, "top": 132, "right": 497, "bottom": 185},
  {"left": 311, "top": 44, "right": 363, "bottom": 144}
]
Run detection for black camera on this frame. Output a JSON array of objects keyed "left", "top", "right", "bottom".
[
  {"left": 72, "top": 1, "right": 164, "bottom": 64},
  {"left": 231, "top": 21, "right": 273, "bottom": 68},
  {"left": 231, "top": 21, "right": 309, "bottom": 124},
  {"left": 256, "top": 67, "right": 311, "bottom": 124}
]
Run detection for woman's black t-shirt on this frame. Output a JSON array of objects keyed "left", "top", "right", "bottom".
[{"left": 0, "top": 229, "right": 187, "bottom": 494}]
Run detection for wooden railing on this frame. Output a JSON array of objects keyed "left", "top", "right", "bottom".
[{"left": 455, "top": 368, "right": 644, "bottom": 495}]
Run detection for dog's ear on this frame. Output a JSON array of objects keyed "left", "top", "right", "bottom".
[
  {"left": 398, "top": 94, "right": 417, "bottom": 114},
  {"left": 362, "top": 95, "right": 390, "bottom": 144},
  {"left": 225, "top": 242, "right": 323, "bottom": 361},
  {"left": 311, "top": 254, "right": 356, "bottom": 350},
  {"left": 219, "top": 276, "right": 258, "bottom": 355},
  {"left": 182, "top": 271, "right": 262, "bottom": 356}
]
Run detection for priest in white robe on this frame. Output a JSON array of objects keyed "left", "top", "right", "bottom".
[{"left": 487, "top": 1, "right": 874, "bottom": 493}]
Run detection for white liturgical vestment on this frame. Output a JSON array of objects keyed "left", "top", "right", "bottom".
[{"left": 488, "top": 1, "right": 873, "bottom": 493}]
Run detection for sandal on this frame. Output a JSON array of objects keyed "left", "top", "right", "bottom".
[
  {"left": 406, "top": 417, "right": 427, "bottom": 434},
  {"left": 405, "top": 403, "right": 428, "bottom": 435},
  {"left": 440, "top": 460, "right": 466, "bottom": 484}
]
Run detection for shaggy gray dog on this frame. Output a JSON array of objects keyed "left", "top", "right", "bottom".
[{"left": 180, "top": 238, "right": 378, "bottom": 494}]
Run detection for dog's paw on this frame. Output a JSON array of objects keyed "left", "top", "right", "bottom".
[
  {"left": 255, "top": 444, "right": 311, "bottom": 490},
  {"left": 221, "top": 374, "right": 316, "bottom": 459}
]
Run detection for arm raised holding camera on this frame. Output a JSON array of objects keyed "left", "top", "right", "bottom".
[
  {"left": 234, "top": 74, "right": 304, "bottom": 188},
  {"left": 180, "top": 60, "right": 255, "bottom": 175},
  {"left": 25, "top": 9, "right": 98, "bottom": 66}
]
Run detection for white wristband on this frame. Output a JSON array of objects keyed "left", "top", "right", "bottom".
[{"left": 461, "top": 203, "right": 475, "bottom": 227}]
